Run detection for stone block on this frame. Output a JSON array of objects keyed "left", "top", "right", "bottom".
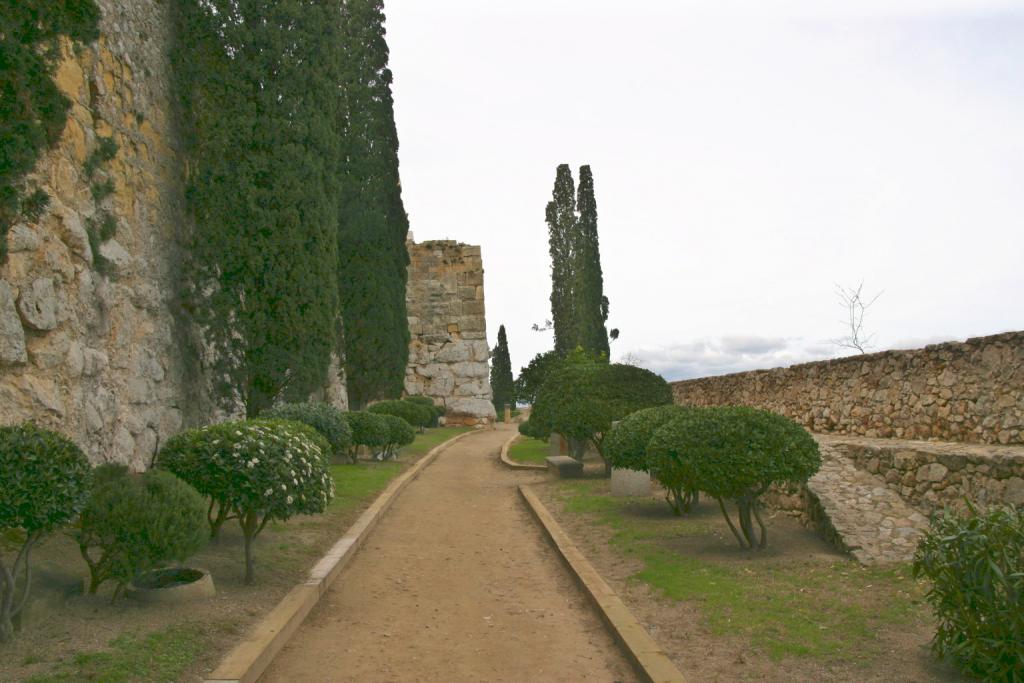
[
  {"left": 610, "top": 468, "right": 651, "bottom": 496},
  {"left": 17, "top": 278, "right": 58, "bottom": 331},
  {"left": 0, "top": 281, "right": 27, "bottom": 365},
  {"left": 546, "top": 455, "right": 583, "bottom": 479},
  {"left": 7, "top": 224, "right": 41, "bottom": 252}
]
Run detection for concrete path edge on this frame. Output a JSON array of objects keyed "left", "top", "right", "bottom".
[
  {"left": 499, "top": 432, "right": 547, "bottom": 471},
  {"left": 204, "top": 429, "right": 477, "bottom": 683},
  {"left": 517, "top": 484, "right": 687, "bottom": 683}
]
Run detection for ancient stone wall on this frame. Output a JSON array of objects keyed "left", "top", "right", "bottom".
[
  {"left": 0, "top": 1, "right": 201, "bottom": 468},
  {"left": 405, "top": 239, "right": 495, "bottom": 425},
  {"left": 671, "top": 332, "right": 1024, "bottom": 445},
  {"left": 0, "top": 1, "right": 349, "bottom": 467}
]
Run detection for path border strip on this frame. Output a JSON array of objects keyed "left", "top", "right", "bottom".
[
  {"left": 204, "top": 429, "right": 476, "bottom": 683},
  {"left": 518, "top": 484, "right": 687, "bottom": 683},
  {"left": 499, "top": 432, "right": 548, "bottom": 471}
]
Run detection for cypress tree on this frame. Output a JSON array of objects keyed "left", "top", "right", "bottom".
[
  {"left": 336, "top": 0, "right": 410, "bottom": 409},
  {"left": 546, "top": 164, "right": 577, "bottom": 355},
  {"left": 173, "top": 0, "right": 342, "bottom": 416},
  {"left": 490, "top": 324, "right": 514, "bottom": 413},
  {"left": 574, "top": 165, "right": 610, "bottom": 357}
]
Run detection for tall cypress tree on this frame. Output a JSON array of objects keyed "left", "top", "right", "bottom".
[
  {"left": 173, "top": 0, "right": 342, "bottom": 416},
  {"left": 490, "top": 324, "right": 514, "bottom": 413},
  {"left": 574, "top": 165, "right": 610, "bottom": 357},
  {"left": 336, "top": 0, "right": 410, "bottom": 409},
  {"left": 546, "top": 164, "right": 577, "bottom": 355}
]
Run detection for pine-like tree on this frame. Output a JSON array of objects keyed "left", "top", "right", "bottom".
[
  {"left": 336, "top": 0, "right": 410, "bottom": 409},
  {"left": 490, "top": 325, "right": 514, "bottom": 413},
  {"left": 173, "top": 0, "right": 342, "bottom": 416},
  {"left": 546, "top": 164, "right": 577, "bottom": 355},
  {"left": 574, "top": 165, "right": 610, "bottom": 356}
]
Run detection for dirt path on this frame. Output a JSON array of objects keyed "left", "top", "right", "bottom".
[{"left": 263, "top": 425, "right": 637, "bottom": 683}]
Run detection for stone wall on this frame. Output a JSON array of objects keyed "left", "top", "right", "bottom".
[
  {"left": 0, "top": 1, "right": 350, "bottom": 467},
  {"left": 0, "top": 1, "right": 200, "bottom": 469},
  {"left": 671, "top": 332, "right": 1024, "bottom": 445},
  {"left": 824, "top": 435, "right": 1024, "bottom": 513},
  {"left": 405, "top": 239, "right": 495, "bottom": 425}
]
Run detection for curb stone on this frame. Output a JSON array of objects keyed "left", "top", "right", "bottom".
[
  {"left": 499, "top": 432, "right": 547, "bottom": 471},
  {"left": 204, "top": 429, "right": 475, "bottom": 683},
  {"left": 518, "top": 484, "right": 687, "bottom": 683}
]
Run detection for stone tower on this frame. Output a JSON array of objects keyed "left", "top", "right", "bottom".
[{"left": 404, "top": 238, "right": 495, "bottom": 425}]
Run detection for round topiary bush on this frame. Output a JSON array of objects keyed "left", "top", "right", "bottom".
[
  {"left": 648, "top": 407, "right": 820, "bottom": 549},
  {"left": 404, "top": 395, "right": 444, "bottom": 426},
  {"left": 74, "top": 464, "right": 207, "bottom": 598},
  {"left": 605, "top": 405, "right": 699, "bottom": 514},
  {"left": 527, "top": 360, "right": 673, "bottom": 475},
  {"left": 369, "top": 399, "right": 432, "bottom": 432},
  {"left": 379, "top": 413, "right": 415, "bottom": 459},
  {"left": 345, "top": 411, "right": 391, "bottom": 461},
  {"left": 157, "top": 419, "right": 334, "bottom": 583},
  {"left": 261, "top": 402, "right": 352, "bottom": 460},
  {"left": 0, "top": 423, "right": 91, "bottom": 641},
  {"left": 913, "top": 504, "right": 1024, "bottom": 682},
  {"left": 603, "top": 405, "right": 693, "bottom": 472}
]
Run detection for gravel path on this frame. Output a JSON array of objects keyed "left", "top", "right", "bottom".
[{"left": 263, "top": 425, "right": 637, "bottom": 683}]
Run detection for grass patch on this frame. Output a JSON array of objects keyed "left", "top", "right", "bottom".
[
  {"left": 553, "top": 480, "right": 925, "bottom": 662},
  {"left": 25, "top": 624, "right": 207, "bottom": 683},
  {"left": 398, "top": 425, "right": 471, "bottom": 459},
  {"left": 507, "top": 436, "right": 548, "bottom": 464}
]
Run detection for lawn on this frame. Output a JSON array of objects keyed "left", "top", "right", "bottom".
[
  {"left": 507, "top": 435, "right": 548, "bottom": 464},
  {"left": 2, "top": 426, "right": 470, "bottom": 683},
  {"left": 538, "top": 480, "right": 967, "bottom": 682}
]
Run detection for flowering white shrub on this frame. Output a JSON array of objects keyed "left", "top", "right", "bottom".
[{"left": 157, "top": 419, "right": 335, "bottom": 583}]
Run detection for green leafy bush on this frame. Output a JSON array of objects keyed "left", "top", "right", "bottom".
[
  {"left": 345, "top": 411, "right": 391, "bottom": 461},
  {"left": 378, "top": 414, "right": 415, "bottom": 459},
  {"left": 369, "top": 399, "right": 432, "bottom": 431},
  {"left": 603, "top": 405, "right": 692, "bottom": 472},
  {"left": 523, "top": 360, "right": 672, "bottom": 475},
  {"left": 74, "top": 465, "right": 207, "bottom": 597},
  {"left": 605, "top": 405, "right": 698, "bottom": 514},
  {"left": 648, "top": 407, "right": 820, "bottom": 549},
  {"left": 404, "top": 395, "right": 444, "bottom": 426},
  {"left": 261, "top": 402, "right": 352, "bottom": 460},
  {"left": 913, "top": 504, "right": 1024, "bottom": 682},
  {"left": 156, "top": 419, "right": 334, "bottom": 583},
  {"left": 0, "top": 423, "right": 91, "bottom": 641}
]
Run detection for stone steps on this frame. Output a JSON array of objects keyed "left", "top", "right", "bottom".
[{"left": 803, "top": 444, "right": 930, "bottom": 565}]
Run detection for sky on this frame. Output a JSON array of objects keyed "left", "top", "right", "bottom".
[{"left": 385, "top": 0, "right": 1024, "bottom": 381}]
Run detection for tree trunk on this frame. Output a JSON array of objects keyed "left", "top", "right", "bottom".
[
  {"left": 0, "top": 558, "right": 14, "bottom": 643},
  {"left": 242, "top": 511, "right": 259, "bottom": 585}
]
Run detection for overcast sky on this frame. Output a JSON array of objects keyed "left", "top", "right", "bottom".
[{"left": 385, "top": 1, "right": 1024, "bottom": 381}]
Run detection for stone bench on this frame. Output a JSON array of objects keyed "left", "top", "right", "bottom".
[{"left": 546, "top": 455, "right": 584, "bottom": 479}]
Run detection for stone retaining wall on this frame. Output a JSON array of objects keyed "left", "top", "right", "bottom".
[
  {"left": 671, "top": 331, "right": 1024, "bottom": 445},
  {"left": 823, "top": 435, "right": 1024, "bottom": 513}
]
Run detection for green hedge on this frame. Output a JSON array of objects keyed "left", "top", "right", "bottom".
[
  {"left": 914, "top": 504, "right": 1024, "bottom": 682},
  {"left": 369, "top": 399, "right": 433, "bottom": 430}
]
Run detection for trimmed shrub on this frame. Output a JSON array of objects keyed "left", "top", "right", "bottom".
[
  {"left": 603, "top": 405, "right": 693, "bottom": 472},
  {"left": 405, "top": 395, "right": 444, "bottom": 426},
  {"left": 913, "top": 504, "right": 1024, "bottom": 682},
  {"left": 345, "top": 411, "right": 391, "bottom": 461},
  {"left": 157, "top": 419, "right": 334, "bottom": 583},
  {"left": 525, "top": 360, "right": 673, "bottom": 475},
  {"left": 379, "top": 414, "right": 415, "bottom": 459},
  {"left": 74, "top": 465, "right": 207, "bottom": 598},
  {"left": 369, "top": 399, "right": 432, "bottom": 431},
  {"left": 0, "top": 423, "right": 91, "bottom": 641},
  {"left": 261, "top": 402, "right": 353, "bottom": 459},
  {"left": 648, "top": 407, "right": 820, "bottom": 549},
  {"left": 605, "top": 405, "right": 699, "bottom": 514}
]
